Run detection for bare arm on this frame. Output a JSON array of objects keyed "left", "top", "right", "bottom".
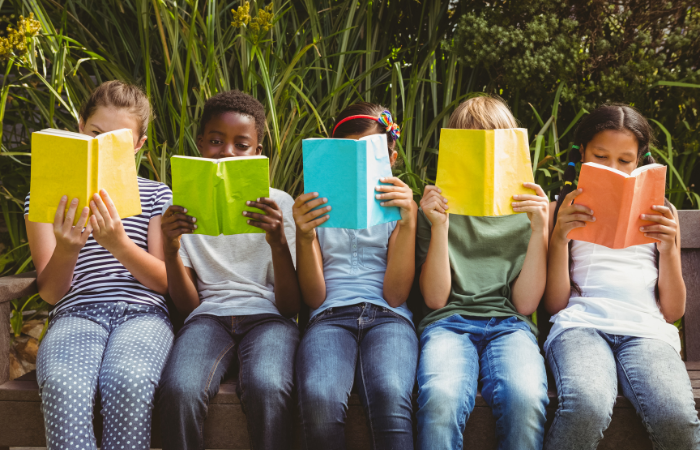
[
  {"left": 543, "top": 189, "right": 596, "bottom": 315},
  {"left": 643, "top": 204, "right": 685, "bottom": 322},
  {"left": 244, "top": 198, "right": 301, "bottom": 318},
  {"left": 293, "top": 192, "right": 330, "bottom": 309},
  {"left": 378, "top": 177, "right": 417, "bottom": 307},
  {"left": 510, "top": 183, "right": 549, "bottom": 315},
  {"left": 90, "top": 190, "right": 168, "bottom": 294},
  {"left": 418, "top": 185, "right": 451, "bottom": 310},
  {"left": 27, "top": 197, "right": 92, "bottom": 305},
  {"left": 161, "top": 205, "right": 201, "bottom": 316}
]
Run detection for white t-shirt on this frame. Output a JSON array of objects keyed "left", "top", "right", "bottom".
[
  {"left": 545, "top": 240, "right": 681, "bottom": 354},
  {"left": 163, "top": 188, "right": 296, "bottom": 321}
]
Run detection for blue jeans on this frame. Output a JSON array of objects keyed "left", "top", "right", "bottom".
[
  {"left": 544, "top": 327, "right": 700, "bottom": 450},
  {"left": 157, "top": 313, "right": 299, "bottom": 450},
  {"left": 416, "top": 314, "right": 548, "bottom": 450},
  {"left": 36, "top": 302, "right": 173, "bottom": 450},
  {"left": 296, "top": 303, "right": 419, "bottom": 450}
]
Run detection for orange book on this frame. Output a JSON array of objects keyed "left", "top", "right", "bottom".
[{"left": 568, "top": 162, "right": 667, "bottom": 249}]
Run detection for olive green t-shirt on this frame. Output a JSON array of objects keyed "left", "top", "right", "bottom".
[{"left": 416, "top": 209, "right": 537, "bottom": 336}]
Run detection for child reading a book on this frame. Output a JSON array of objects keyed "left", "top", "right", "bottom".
[
  {"left": 25, "top": 80, "right": 173, "bottom": 449},
  {"left": 415, "top": 96, "right": 550, "bottom": 450},
  {"left": 293, "top": 103, "right": 418, "bottom": 449},
  {"left": 157, "top": 90, "right": 301, "bottom": 450},
  {"left": 543, "top": 104, "right": 700, "bottom": 449}
]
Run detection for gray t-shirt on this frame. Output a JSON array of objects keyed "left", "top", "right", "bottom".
[{"left": 163, "top": 188, "right": 296, "bottom": 321}]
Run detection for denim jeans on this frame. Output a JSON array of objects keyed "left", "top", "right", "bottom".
[
  {"left": 296, "top": 303, "right": 419, "bottom": 450},
  {"left": 416, "top": 314, "right": 548, "bottom": 450},
  {"left": 544, "top": 327, "right": 700, "bottom": 450},
  {"left": 37, "top": 302, "right": 173, "bottom": 450},
  {"left": 157, "top": 313, "right": 300, "bottom": 450}
]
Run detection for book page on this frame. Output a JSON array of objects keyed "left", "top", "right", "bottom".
[
  {"left": 623, "top": 165, "right": 667, "bottom": 248},
  {"left": 302, "top": 138, "right": 360, "bottom": 229},
  {"left": 96, "top": 129, "right": 142, "bottom": 219},
  {"left": 28, "top": 133, "right": 90, "bottom": 224},
  {"left": 363, "top": 134, "right": 401, "bottom": 228},
  {"left": 171, "top": 156, "right": 220, "bottom": 235},
  {"left": 35, "top": 128, "right": 92, "bottom": 140},
  {"left": 493, "top": 128, "right": 534, "bottom": 215},
  {"left": 220, "top": 157, "right": 269, "bottom": 236},
  {"left": 568, "top": 163, "right": 627, "bottom": 248}
]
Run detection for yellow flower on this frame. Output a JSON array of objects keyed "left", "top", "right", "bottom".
[
  {"left": 250, "top": 3, "right": 274, "bottom": 34},
  {"left": 231, "top": 1, "right": 251, "bottom": 28},
  {"left": 0, "top": 13, "right": 41, "bottom": 60}
]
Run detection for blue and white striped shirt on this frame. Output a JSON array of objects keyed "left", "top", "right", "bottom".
[{"left": 24, "top": 177, "right": 172, "bottom": 316}]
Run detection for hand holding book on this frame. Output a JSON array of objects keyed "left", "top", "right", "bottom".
[
  {"left": 639, "top": 204, "right": 679, "bottom": 254},
  {"left": 243, "top": 197, "right": 289, "bottom": 248},
  {"left": 52, "top": 195, "right": 92, "bottom": 254},
  {"left": 89, "top": 189, "right": 130, "bottom": 253}
]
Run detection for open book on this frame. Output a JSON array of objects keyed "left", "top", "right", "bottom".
[
  {"left": 302, "top": 134, "right": 401, "bottom": 229},
  {"left": 569, "top": 162, "right": 667, "bottom": 249},
  {"left": 436, "top": 128, "right": 534, "bottom": 216},
  {"left": 28, "top": 128, "right": 141, "bottom": 224},
  {"left": 171, "top": 155, "right": 270, "bottom": 236}
]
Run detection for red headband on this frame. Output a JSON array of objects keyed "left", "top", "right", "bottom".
[{"left": 332, "top": 115, "right": 379, "bottom": 137}]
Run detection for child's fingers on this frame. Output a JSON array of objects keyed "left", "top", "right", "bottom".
[
  {"left": 303, "top": 206, "right": 332, "bottom": 222},
  {"left": 423, "top": 185, "right": 441, "bottom": 196},
  {"left": 243, "top": 211, "right": 275, "bottom": 223},
  {"left": 298, "top": 197, "right": 328, "bottom": 215},
  {"left": 165, "top": 205, "right": 188, "bottom": 217},
  {"left": 375, "top": 185, "right": 405, "bottom": 193},
  {"left": 92, "top": 193, "right": 111, "bottom": 222},
  {"left": 167, "top": 213, "right": 196, "bottom": 224},
  {"left": 380, "top": 199, "right": 411, "bottom": 208},
  {"left": 512, "top": 195, "right": 548, "bottom": 203},
  {"left": 379, "top": 176, "right": 407, "bottom": 187},
  {"left": 376, "top": 192, "right": 411, "bottom": 201},
  {"left": 53, "top": 196, "right": 68, "bottom": 228},
  {"left": 100, "top": 189, "right": 119, "bottom": 218},
  {"left": 252, "top": 197, "right": 281, "bottom": 211},
  {"left": 167, "top": 219, "right": 197, "bottom": 230},
  {"left": 83, "top": 222, "right": 93, "bottom": 238},
  {"left": 294, "top": 192, "right": 320, "bottom": 208},
  {"left": 562, "top": 213, "right": 596, "bottom": 223},
  {"left": 74, "top": 207, "right": 91, "bottom": 231},
  {"left": 641, "top": 214, "right": 675, "bottom": 227},
  {"left": 90, "top": 201, "right": 106, "bottom": 228},
  {"left": 640, "top": 224, "right": 674, "bottom": 235},
  {"left": 523, "top": 182, "right": 546, "bottom": 198},
  {"left": 62, "top": 198, "right": 80, "bottom": 228},
  {"left": 651, "top": 205, "right": 675, "bottom": 220},
  {"left": 562, "top": 203, "right": 594, "bottom": 216},
  {"left": 563, "top": 188, "right": 583, "bottom": 206},
  {"left": 512, "top": 201, "right": 546, "bottom": 209},
  {"left": 306, "top": 215, "right": 331, "bottom": 228},
  {"left": 425, "top": 198, "right": 448, "bottom": 211}
]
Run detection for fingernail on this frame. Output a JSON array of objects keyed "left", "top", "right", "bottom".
[
  {"left": 242, "top": 211, "right": 248, "bottom": 216},
  {"left": 444, "top": 198, "right": 448, "bottom": 203},
  {"left": 192, "top": 217, "right": 197, "bottom": 223},
  {"left": 193, "top": 224, "right": 198, "bottom": 229},
  {"left": 313, "top": 192, "right": 319, "bottom": 197},
  {"left": 327, "top": 206, "right": 332, "bottom": 211},
  {"left": 62, "top": 195, "right": 67, "bottom": 201},
  {"left": 376, "top": 195, "right": 381, "bottom": 199},
  {"left": 183, "top": 208, "right": 188, "bottom": 213},
  {"left": 257, "top": 198, "right": 262, "bottom": 202},
  {"left": 247, "top": 220, "right": 251, "bottom": 224},
  {"left": 437, "top": 188, "right": 442, "bottom": 193},
  {"left": 246, "top": 201, "right": 251, "bottom": 206},
  {"left": 445, "top": 205, "right": 449, "bottom": 210},
  {"left": 592, "top": 217, "right": 596, "bottom": 221},
  {"left": 381, "top": 202, "right": 386, "bottom": 206},
  {"left": 322, "top": 198, "right": 328, "bottom": 202}
]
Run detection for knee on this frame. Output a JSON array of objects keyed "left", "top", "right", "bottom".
[
  {"left": 500, "top": 379, "right": 548, "bottom": 421},
  {"left": 373, "top": 376, "right": 413, "bottom": 411},
  {"left": 648, "top": 405, "right": 700, "bottom": 448},
  {"left": 418, "top": 382, "right": 468, "bottom": 426},
  {"left": 158, "top": 369, "right": 207, "bottom": 409},
  {"left": 243, "top": 370, "right": 293, "bottom": 404},
  {"left": 559, "top": 387, "right": 613, "bottom": 427}
]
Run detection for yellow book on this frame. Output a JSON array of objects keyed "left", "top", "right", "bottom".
[
  {"left": 28, "top": 128, "right": 142, "bottom": 224},
  {"left": 435, "top": 128, "right": 534, "bottom": 216}
]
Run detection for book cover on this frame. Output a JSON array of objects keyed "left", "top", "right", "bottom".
[
  {"left": 302, "top": 134, "right": 401, "bottom": 229},
  {"left": 28, "top": 128, "right": 141, "bottom": 224},
  {"left": 171, "top": 155, "right": 270, "bottom": 236},
  {"left": 569, "top": 162, "right": 667, "bottom": 249},
  {"left": 435, "top": 128, "right": 534, "bottom": 216}
]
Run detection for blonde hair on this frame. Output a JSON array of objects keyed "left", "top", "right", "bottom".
[
  {"left": 79, "top": 80, "right": 152, "bottom": 138},
  {"left": 448, "top": 96, "right": 518, "bottom": 130}
]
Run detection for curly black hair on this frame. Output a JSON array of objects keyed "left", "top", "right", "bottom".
[{"left": 199, "top": 90, "right": 266, "bottom": 142}]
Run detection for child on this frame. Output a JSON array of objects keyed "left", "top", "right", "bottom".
[
  {"left": 415, "top": 96, "right": 550, "bottom": 450},
  {"left": 543, "top": 104, "right": 700, "bottom": 449},
  {"left": 293, "top": 103, "right": 418, "bottom": 449},
  {"left": 157, "top": 90, "right": 301, "bottom": 450},
  {"left": 25, "top": 80, "right": 173, "bottom": 449}
]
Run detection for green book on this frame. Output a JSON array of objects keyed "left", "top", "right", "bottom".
[{"left": 171, "top": 155, "right": 270, "bottom": 236}]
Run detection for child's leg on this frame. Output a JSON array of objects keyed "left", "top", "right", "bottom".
[
  {"left": 479, "top": 317, "right": 548, "bottom": 450},
  {"left": 235, "top": 314, "right": 300, "bottom": 450},
  {"left": 416, "top": 315, "right": 481, "bottom": 450},
  {"left": 157, "top": 315, "right": 236, "bottom": 450},
  {"left": 98, "top": 304, "right": 173, "bottom": 450},
  {"left": 296, "top": 306, "right": 361, "bottom": 450},
  {"left": 615, "top": 336, "right": 700, "bottom": 449},
  {"left": 37, "top": 309, "right": 109, "bottom": 450},
  {"left": 353, "top": 306, "right": 418, "bottom": 449},
  {"left": 543, "top": 327, "right": 617, "bottom": 450}
]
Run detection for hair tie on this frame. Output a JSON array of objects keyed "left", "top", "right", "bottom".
[
  {"left": 568, "top": 162, "right": 576, "bottom": 167},
  {"left": 571, "top": 145, "right": 580, "bottom": 150},
  {"left": 643, "top": 152, "right": 651, "bottom": 158},
  {"left": 564, "top": 181, "right": 572, "bottom": 186},
  {"left": 332, "top": 110, "right": 401, "bottom": 140}
]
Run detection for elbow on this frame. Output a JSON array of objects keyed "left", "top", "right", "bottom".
[
  {"left": 422, "top": 290, "right": 448, "bottom": 311},
  {"left": 384, "top": 289, "right": 409, "bottom": 308},
  {"left": 662, "top": 305, "right": 685, "bottom": 324},
  {"left": 302, "top": 290, "right": 326, "bottom": 310},
  {"left": 514, "top": 300, "right": 539, "bottom": 317},
  {"left": 37, "top": 289, "right": 59, "bottom": 306},
  {"left": 278, "top": 298, "right": 302, "bottom": 318}
]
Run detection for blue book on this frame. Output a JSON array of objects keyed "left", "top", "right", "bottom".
[{"left": 302, "top": 134, "right": 402, "bottom": 229}]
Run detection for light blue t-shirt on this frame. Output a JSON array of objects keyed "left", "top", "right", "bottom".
[{"left": 311, "top": 222, "right": 413, "bottom": 324}]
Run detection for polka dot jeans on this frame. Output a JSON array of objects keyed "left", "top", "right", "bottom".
[{"left": 36, "top": 301, "right": 174, "bottom": 450}]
